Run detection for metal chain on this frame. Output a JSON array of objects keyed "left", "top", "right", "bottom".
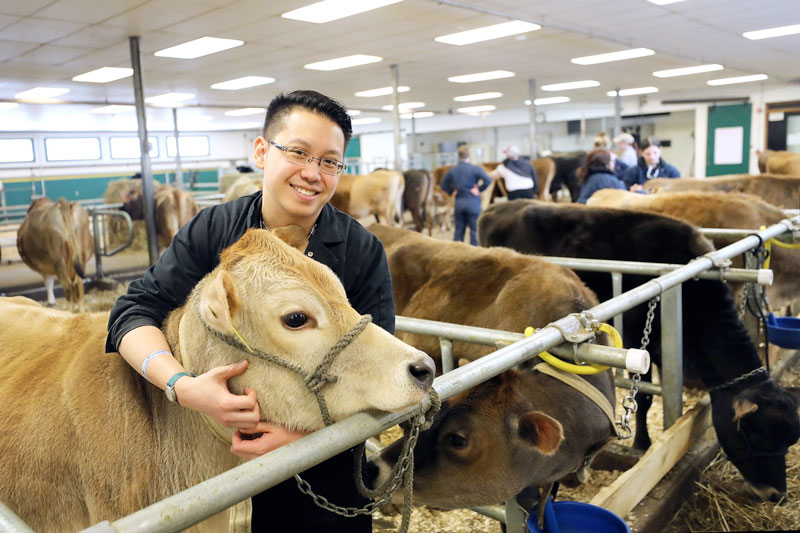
[
  {"left": 618, "top": 295, "right": 660, "bottom": 439},
  {"left": 739, "top": 280, "right": 749, "bottom": 321}
]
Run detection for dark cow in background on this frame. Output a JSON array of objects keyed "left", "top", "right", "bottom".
[
  {"left": 479, "top": 200, "right": 800, "bottom": 501},
  {"left": 549, "top": 152, "right": 586, "bottom": 202},
  {"left": 642, "top": 174, "right": 800, "bottom": 209},
  {"left": 401, "top": 169, "right": 434, "bottom": 234},
  {"left": 369, "top": 224, "right": 616, "bottom": 508},
  {"left": 121, "top": 185, "right": 200, "bottom": 252},
  {"left": 17, "top": 197, "right": 94, "bottom": 312}
]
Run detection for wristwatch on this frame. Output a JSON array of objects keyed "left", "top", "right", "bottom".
[{"left": 165, "top": 372, "right": 195, "bottom": 403}]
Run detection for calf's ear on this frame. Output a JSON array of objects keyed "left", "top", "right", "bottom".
[
  {"left": 198, "top": 270, "right": 238, "bottom": 334},
  {"left": 272, "top": 225, "right": 309, "bottom": 252},
  {"left": 733, "top": 398, "right": 759, "bottom": 421},
  {"left": 519, "top": 411, "right": 564, "bottom": 455}
]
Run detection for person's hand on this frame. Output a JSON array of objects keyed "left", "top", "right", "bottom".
[
  {"left": 173, "top": 360, "right": 260, "bottom": 429},
  {"left": 231, "top": 421, "right": 311, "bottom": 460},
  {"left": 470, "top": 185, "right": 480, "bottom": 196},
  {"left": 629, "top": 183, "right": 643, "bottom": 192}
]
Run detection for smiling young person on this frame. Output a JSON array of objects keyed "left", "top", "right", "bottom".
[{"left": 107, "top": 90, "right": 393, "bottom": 531}]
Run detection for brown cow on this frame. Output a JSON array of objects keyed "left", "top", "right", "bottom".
[
  {"left": 0, "top": 228, "right": 434, "bottom": 532},
  {"left": 223, "top": 175, "right": 262, "bottom": 203},
  {"left": 642, "top": 174, "right": 800, "bottom": 209},
  {"left": 121, "top": 185, "right": 200, "bottom": 252},
  {"left": 759, "top": 150, "right": 800, "bottom": 175},
  {"left": 402, "top": 169, "right": 434, "bottom": 234},
  {"left": 587, "top": 189, "right": 799, "bottom": 309},
  {"left": 16, "top": 197, "right": 94, "bottom": 311},
  {"left": 434, "top": 162, "right": 499, "bottom": 210},
  {"left": 329, "top": 169, "right": 405, "bottom": 225},
  {"left": 368, "top": 224, "right": 616, "bottom": 508}
]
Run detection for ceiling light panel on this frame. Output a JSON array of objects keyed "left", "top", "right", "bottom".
[
  {"left": 282, "top": 0, "right": 404, "bottom": 24},
  {"left": 0, "top": 103, "right": 19, "bottom": 111},
  {"left": 533, "top": 96, "right": 570, "bottom": 105},
  {"left": 154, "top": 37, "right": 244, "bottom": 59},
  {"left": 91, "top": 105, "right": 135, "bottom": 114},
  {"left": 435, "top": 20, "right": 540, "bottom": 45},
  {"left": 652, "top": 64, "right": 723, "bottom": 77},
  {"left": 743, "top": 24, "right": 800, "bottom": 40},
  {"left": 352, "top": 117, "right": 381, "bottom": 125},
  {"left": 347, "top": 110, "right": 362, "bottom": 116},
  {"left": 401, "top": 112, "right": 434, "bottom": 119},
  {"left": 571, "top": 48, "right": 654, "bottom": 65},
  {"left": 607, "top": 87, "right": 659, "bottom": 96},
  {"left": 707, "top": 74, "right": 768, "bottom": 86},
  {"left": 304, "top": 54, "right": 382, "bottom": 70},
  {"left": 145, "top": 93, "right": 195, "bottom": 106},
  {"left": 647, "top": 0, "right": 687, "bottom": 5},
  {"left": 453, "top": 92, "right": 502, "bottom": 102},
  {"left": 457, "top": 105, "right": 495, "bottom": 113},
  {"left": 72, "top": 67, "right": 133, "bottom": 83},
  {"left": 381, "top": 102, "right": 425, "bottom": 110},
  {"left": 211, "top": 77, "right": 275, "bottom": 90},
  {"left": 448, "top": 70, "right": 515, "bottom": 83},
  {"left": 355, "top": 86, "right": 409, "bottom": 97},
  {"left": 540, "top": 80, "right": 599, "bottom": 91},
  {"left": 15, "top": 87, "right": 69, "bottom": 99},
  {"left": 224, "top": 107, "right": 266, "bottom": 116}
]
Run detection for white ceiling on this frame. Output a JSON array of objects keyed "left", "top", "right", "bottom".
[{"left": 0, "top": 0, "right": 799, "bottom": 131}]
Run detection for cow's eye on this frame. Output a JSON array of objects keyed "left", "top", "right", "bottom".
[
  {"left": 447, "top": 433, "right": 468, "bottom": 449},
  {"left": 283, "top": 312, "right": 309, "bottom": 329}
]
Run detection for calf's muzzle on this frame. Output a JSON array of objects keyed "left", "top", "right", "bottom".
[{"left": 409, "top": 356, "right": 435, "bottom": 389}]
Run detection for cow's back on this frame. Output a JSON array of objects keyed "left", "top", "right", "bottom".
[{"left": 17, "top": 198, "right": 76, "bottom": 276}]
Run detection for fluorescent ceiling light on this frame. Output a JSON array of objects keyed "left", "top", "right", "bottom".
[
  {"left": 381, "top": 102, "right": 425, "bottom": 110},
  {"left": 304, "top": 54, "right": 382, "bottom": 70},
  {"left": 401, "top": 111, "right": 434, "bottom": 119},
  {"left": 607, "top": 87, "right": 659, "bottom": 96},
  {"left": 533, "top": 96, "right": 570, "bottom": 105},
  {"left": 154, "top": 37, "right": 244, "bottom": 59},
  {"left": 540, "top": 80, "right": 599, "bottom": 91},
  {"left": 653, "top": 64, "right": 723, "bottom": 77},
  {"left": 457, "top": 105, "right": 495, "bottom": 113},
  {"left": 347, "top": 110, "right": 362, "bottom": 116},
  {"left": 15, "top": 87, "right": 69, "bottom": 99},
  {"left": 707, "top": 74, "right": 768, "bottom": 86},
  {"left": 91, "top": 105, "right": 135, "bottom": 114},
  {"left": 453, "top": 92, "right": 502, "bottom": 102},
  {"left": 354, "top": 86, "right": 409, "bottom": 97},
  {"left": 571, "top": 48, "right": 654, "bottom": 65},
  {"left": 352, "top": 117, "right": 381, "bottom": 125},
  {"left": 211, "top": 76, "right": 275, "bottom": 90},
  {"left": 0, "top": 102, "right": 19, "bottom": 111},
  {"left": 647, "top": 0, "right": 687, "bottom": 5},
  {"left": 145, "top": 92, "right": 195, "bottom": 106},
  {"left": 235, "top": 122, "right": 262, "bottom": 129},
  {"left": 225, "top": 107, "right": 266, "bottom": 116},
  {"left": 448, "top": 70, "right": 515, "bottom": 83},
  {"left": 282, "top": 0, "right": 404, "bottom": 23},
  {"left": 435, "top": 20, "right": 540, "bottom": 45},
  {"left": 743, "top": 24, "right": 800, "bottom": 40},
  {"left": 72, "top": 67, "right": 133, "bottom": 83}
]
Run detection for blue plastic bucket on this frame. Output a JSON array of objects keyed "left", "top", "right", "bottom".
[
  {"left": 527, "top": 499, "right": 630, "bottom": 533},
  {"left": 767, "top": 313, "right": 800, "bottom": 349}
]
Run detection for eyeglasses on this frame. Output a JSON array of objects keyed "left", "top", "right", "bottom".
[{"left": 266, "top": 139, "right": 346, "bottom": 175}]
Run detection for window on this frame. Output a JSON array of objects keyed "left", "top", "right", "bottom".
[
  {"left": 0, "top": 138, "right": 35, "bottom": 163},
  {"left": 110, "top": 137, "right": 159, "bottom": 159},
  {"left": 166, "top": 135, "right": 210, "bottom": 157},
  {"left": 45, "top": 137, "right": 101, "bottom": 161}
]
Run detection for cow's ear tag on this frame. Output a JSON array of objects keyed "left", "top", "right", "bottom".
[
  {"left": 519, "top": 411, "right": 564, "bottom": 455},
  {"left": 732, "top": 398, "right": 759, "bottom": 421},
  {"left": 272, "top": 225, "right": 310, "bottom": 252},
  {"left": 199, "top": 270, "right": 236, "bottom": 334}
]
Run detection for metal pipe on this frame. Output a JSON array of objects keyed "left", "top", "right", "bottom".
[
  {"left": 660, "top": 285, "right": 684, "bottom": 428},
  {"left": 440, "top": 337, "right": 454, "bottom": 373},
  {"left": 129, "top": 35, "right": 159, "bottom": 265},
  {"left": 614, "top": 88, "right": 622, "bottom": 138},
  {"left": 699, "top": 227, "right": 799, "bottom": 242},
  {"left": 614, "top": 377, "right": 662, "bottom": 396},
  {"left": 611, "top": 272, "right": 624, "bottom": 337},
  {"left": 0, "top": 501, "right": 35, "bottom": 533},
  {"left": 538, "top": 255, "right": 771, "bottom": 284},
  {"left": 473, "top": 505, "right": 506, "bottom": 523},
  {"left": 172, "top": 108, "right": 184, "bottom": 189},
  {"left": 391, "top": 64, "right": 402, "bottom": 171},
  {"left": 528, "top": 79, "right": 537, "bottom": 157}
]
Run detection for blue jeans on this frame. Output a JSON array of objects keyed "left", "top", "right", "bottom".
[{"left": 454, "top": 201, "right": 480, "bottom": 245}]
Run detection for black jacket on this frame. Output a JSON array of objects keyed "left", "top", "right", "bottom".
[
  {"left": 106, "top": 191, "right": 393, "bottom": 532},
  {"left": 106, "top": 192, "right": 395, "bottom": 352},
  {"left": 623, "top": 157, "right": 680, "bottom": 189}
]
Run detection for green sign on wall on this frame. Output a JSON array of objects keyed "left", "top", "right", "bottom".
[{"left": 706, "top": 103, "right": 751, "bottom": 177}]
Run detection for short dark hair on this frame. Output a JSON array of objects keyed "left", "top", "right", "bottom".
[
  {"left": 263, "top": 90, "right": 353, "bottom": 149},
  {"left": 640, "top": 136, "right": 661, "bottom": 151}
]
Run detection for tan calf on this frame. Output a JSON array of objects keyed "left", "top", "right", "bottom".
[
  {"left": 16, "top": 197, "right": 94, "bottom": 311},
  {"left": 760, "top": 150, "right": 800, "bottom": 175},
  {"left": 222, "top": 175, "right": 262, "bottom": 203},
  {"left": 0, "top": 228, "right": 434, "bottom": 532},
  {"left": 329, "top": 170, "right": 405, "bottom": 225},
  {"left": 642, "top": 174, "right": 800, "bottom": 209}
]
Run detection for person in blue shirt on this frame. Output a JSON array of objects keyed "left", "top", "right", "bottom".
[
  {"left": 623, "top": 136, "right": 680, "bottom": 191},
  {"left": 440, "top": 146, "right": 492, "bottom": 245},
  {"left": 577, "top": 148, "right": 626, "bottom": 204}
]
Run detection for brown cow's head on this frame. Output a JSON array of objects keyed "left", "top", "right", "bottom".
[{"left": 120, "top": 188, "right": 144, "bottom": 220}]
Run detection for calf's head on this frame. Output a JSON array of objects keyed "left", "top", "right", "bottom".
[
  {"left": 180, "top": 228, "right": 434, "bottom": 432},
  {"left": 712, "top": 380, "right": 800, "bottom": 501},
  {"left": 370, "top": 371, "right": 564, "bottom": 509}
]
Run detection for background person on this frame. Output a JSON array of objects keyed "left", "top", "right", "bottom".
[
  {"left": 440, "top": 146, "right": 492, "bottom": 245},
  {"left": 107, "top": 90, "right": 392, "bottom": 532},
  {"left": 623, "top": 136, "right": 680, "bottom": 191},
  {"left": 614, "top": 132, "right": 638, "bottom": 168},
  {"left": 594, "top": 132, "right": 628, "bottom": 181},
  {"left": 577, "top": 148, "right": 626, "bottom": 203},
  {"left": 489, "top": 145, "right": 538, "bottom": 200}
]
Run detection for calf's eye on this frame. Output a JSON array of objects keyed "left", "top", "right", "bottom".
[
  {"left": 283, "top": 312, "right": 309, "bottom": 329},
  {"left": 447, "top": 433, "right": 468, "bottom": 448}
]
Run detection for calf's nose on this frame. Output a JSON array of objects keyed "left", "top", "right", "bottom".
[{"left": 408, "top": 355, "right": 435, "bottom": 389}]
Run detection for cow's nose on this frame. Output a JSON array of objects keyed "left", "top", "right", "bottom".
[{"left": 409, "top": 356, "right": 435, "bottom": 389}]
